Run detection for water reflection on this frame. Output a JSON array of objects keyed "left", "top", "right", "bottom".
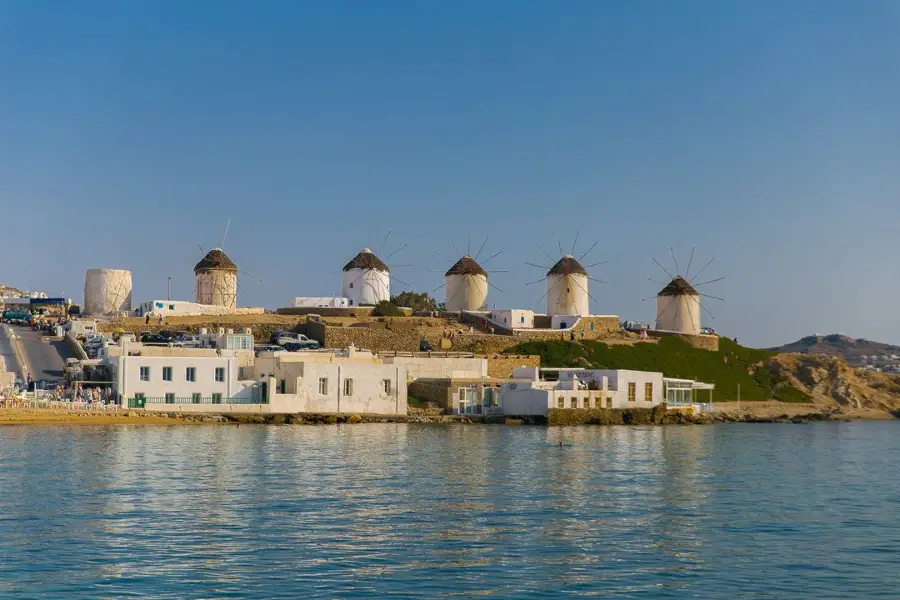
[{"left": 1, "top": 422, "right": 899, "bottom": 598}]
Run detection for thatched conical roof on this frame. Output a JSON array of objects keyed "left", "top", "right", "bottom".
[
  {"left": 547, "top": 255, "right": 587, "bottom": 277},
  {"left": 445, "top": 255, "right": 487, "bottom": 277},
  {"left": 343, "top": 248, "right": 390, "bottom": 273},
  {"left": 658, "top": 276, "right": 698, "bottom": 297},
  {"left": 194, "top": 248, "right": 237, "bottom": 273}
]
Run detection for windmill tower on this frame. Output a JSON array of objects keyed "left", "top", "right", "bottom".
[
  {"left": 434, "top": 236, "right": 504, "bottom": 312},
  {"left": 341, "top": 249, "right": 390, "bottom": 307},
  {"left": 526, "top": 236, "right": 606, "bottom": 317},
  {"left": 646, "top": 248, "right": 725, "bottom": 334},
  {"left": 194, "top": 248, "right": 238, "bottom": 308}
]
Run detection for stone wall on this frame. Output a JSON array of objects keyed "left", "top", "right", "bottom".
[
  {"left": 648, "top": 330, "right": 719, "bottom": 351},
  {"left": 547, "top": 405, "right": 668, "bottom": 425},
  {"left": 487, "top": 354, "right": 540, "bottom": 378}
]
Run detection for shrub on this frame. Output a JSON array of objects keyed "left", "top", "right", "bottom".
[{"left": 372, "top": 301, "right": 404, "bottom": 317}]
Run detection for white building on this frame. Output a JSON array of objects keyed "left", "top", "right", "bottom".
[
  {"left": 486, "top": 309, "right": 535, "bottom": 330},
  {"left": 656, "top": 276, "right": 701, "bottom": 335},
  {"left": 292, "top": 297, "right": 349, "bottom": 308},
  {"left": 499, "top": 368, "right": 714, "bottom": 416},
  {"left": 249, "top": 346, "right": 407, "bottom": 414},
  {"left": 104, "top": 341, "right": 260, "bottom": 406},
  {"left": 135, "top": 300, "right": 264, "bottom": 318},
  {"left": 341, "top": 248, "right": 390, "bottom": 307},
  {"left": 546, "top": 256, "right": 589, "bottom": 317}
]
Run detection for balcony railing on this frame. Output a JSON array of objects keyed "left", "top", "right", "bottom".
[{"left": 128, "top": 396, "right": 266, "bottom": 408}]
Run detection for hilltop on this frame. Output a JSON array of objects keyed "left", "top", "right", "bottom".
[
  {"left": 769, "top": 334, "right": 900, "bottom": 361},
  {"left": 503, "top": 337, "right": 900, "bottom": 410}
]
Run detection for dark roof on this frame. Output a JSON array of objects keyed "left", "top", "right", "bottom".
[
  {"left": 547, "top": 255, "right": 587, "bottom": 277},
  {"left": 194, "top": 248, "right": 237, "bottom": 272},
  {"left": 342, "top": 248, "right": 390, "bottom": 273},
  {"left": 445, "top": 255, "right": 487, "bottom": 277},
  {"left": 658, "top": 276, "right": 698, "bottom": 297}
]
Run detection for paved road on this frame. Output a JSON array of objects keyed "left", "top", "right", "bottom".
[{"left": 9, "top": 325, "right": 72, "bottom": 384}]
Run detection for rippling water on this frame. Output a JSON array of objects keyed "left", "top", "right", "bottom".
[{"left": 1, "top": 422, "right": 899, "bottom": 598}]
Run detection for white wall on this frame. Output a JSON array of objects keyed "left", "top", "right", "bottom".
[
  {"left": 382, "top": 356, "right": 487, "bottom": 381},
  {"left": 271, "top": 361, "right": 406, "bottom": 414},
  {"left": 115, "top": 354, "right": 242, "bottom": 401},
  {"left": 445, "top": 274, "right": 488, "bottom": 312},
  {"left": 341, "top": 268, "right": 390, "bottom": 307},
  {"left": 137, "top": 300, "right": 263, "bottom": 317},
  {"left": 293, "top": 297, "right": 349, "bottom": 308},
  {"left": 656, "top": 294, "right": 701, "bottom": 334},
  {"left": 546, "top": 273, "right": 589, "bottom": 317},
  {"left": 488, "top": 309, "right": 534, "bottom": 329},
  {"left": 558, "top": 369, "right": 664, "bottom": 408}
]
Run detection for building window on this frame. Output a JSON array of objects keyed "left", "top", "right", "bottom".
[
  {"left": 139, "top": 366, "right": 150, "bottom": 381},
  {"left": 383, "top": 379, "right": 392, "bottom": 394},
  {"left": 169, "top": 304, "right": 175, "bottom": 311},
  {"left": 191, "top": 393, "right": 201, "bottom": 403},
  {"left": 162, "top": 366, "right": 172, "bottom": 382},
  {"left": 349, "top": 283, "right": 354, "bottom": 289},
  {"left": 165, "top": 393, "right": 175, "bottom": 404},
  {"left": 570, "top": 397, "right": 578, "bottom": 409},
  {"left": 595, "top": 397, "right": 601, "bottom": 409},
  {"left": 318, "top": 378, "right": 328, "bottom": 395},
  {"left": 557, "top": 396, "right": 564, "bottom": 408},
  {"left": 215, "top": 367, "right": 225, "bottom": 382},
  {"left": 645, "top": 382, "right": 653, "bottom": 402},
  {"left": 520, "top": 315, "right": 525, "bottom": 323},
  {"left": 589, "top": 322, "right": 594, "bottom": 331},
  {"left": 279, "top": 379, "right": 286, "bottom": 394},
  {"left": 212, "top": 393, "right": 222, "bottom": 404},
  {"left": 186, "top": 367, "right": 196, "bottom": 382},
  {"left": 343, "top": 379, "right": 353, "bottom": 396},
  {"left": 628, "top": 382, "right": 636, "bottom": 402},
  {"left": 606, "top": 397, "right": 613, "bottom": 408}
]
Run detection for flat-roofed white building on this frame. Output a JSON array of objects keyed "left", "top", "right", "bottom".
[{"left": 292, "top": 297, "right": 350, "bottom": 308}]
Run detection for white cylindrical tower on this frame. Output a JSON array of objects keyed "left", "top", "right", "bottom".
[
  {"left": 656, "top": 276, "right": 701, "bottom": 334},
  {"left": 546, "top": 256, "right": 589, "bottom": 316},
  {"left": 83, "top": 269, "right": 133, "bottom": 316},
  {"left": 194, "top": 248, "right": 238, "bottom": 308},
  {"left": 341, "top": 248, "right": 390, "bottom": 307},
  {"left": 444, "top": 255, "right": 488, "bottom": 312}
]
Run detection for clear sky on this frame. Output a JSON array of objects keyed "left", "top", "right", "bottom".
[{"left": 2, "top": 1, "right": 899, "bottom": 348}]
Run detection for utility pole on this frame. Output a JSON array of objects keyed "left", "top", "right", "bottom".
[{"left": 167, "top": 277, "right": 171, "bottom": 301}]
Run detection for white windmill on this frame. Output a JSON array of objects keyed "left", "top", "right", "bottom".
[{"left": 643, "top": 247, "right": 725, "bottom": 334}]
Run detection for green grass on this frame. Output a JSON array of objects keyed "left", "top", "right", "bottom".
[
  {"left": 407, "top": 394, "right": 428, "bottom": 409},
  {"left": 504, "top": 336, "right": 782, "bottom": 401}
]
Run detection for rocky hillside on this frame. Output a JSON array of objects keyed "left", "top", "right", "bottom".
[
  {"left": 769, "top": 334, "right": 900, "bottom": 363},
  {"left": 766, "top": 353, "right": 900, "bottom": 410}
]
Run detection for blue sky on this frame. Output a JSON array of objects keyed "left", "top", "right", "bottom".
[{"left": 2, "top": 1, "right": 899, "bottom": 347}]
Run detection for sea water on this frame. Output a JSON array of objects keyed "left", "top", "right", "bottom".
[{"left": 1, "top": 422, "right": 898, "bottom": 598}]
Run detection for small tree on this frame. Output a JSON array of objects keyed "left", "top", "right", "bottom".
[
  {"left": 391, "top": 291, "right": 438, "bottom": 313},
  {"left": 373, "top": 300, "right": 404, "bottom": 317}
]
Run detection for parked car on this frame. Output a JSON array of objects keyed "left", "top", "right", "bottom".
[
  {"left": 419, "top": 339, "right": 433, "bottom": 352},
  {"left": 271, "top": 332, "right": 320, "bottom": 349}
]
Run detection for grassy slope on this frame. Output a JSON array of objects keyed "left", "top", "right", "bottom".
[{"left": 505, "top": 337, "right": 808, "bottom": 402}]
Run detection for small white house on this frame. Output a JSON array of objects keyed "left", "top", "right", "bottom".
[
  {"left": 136, "top": 300, "right": 263, "bottom": 318},
  {"left": 292, "top": 297, "right": 350, "bottom": 308},
  {"left": 499, "top": 368, "right": 713, "bottom": 416},
  {"left": 487, "top": 309, "right": 535, "bottom": 329}
]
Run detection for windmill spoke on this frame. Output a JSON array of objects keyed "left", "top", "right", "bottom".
[
  {"left": 467, "top": 233, "right": 472, "bottom": 256},
  {"left": 653, "top": 258, "right": 675, "bottom": 279},
  {"left": 570, "top": 275, "right": 599, "bottom": 306},
  {"left": 525, "top": 277, "right": 545, "bottom": 287},
  {"left": 431, "top": 282, "right": 447, "bottom": 293},
  {"left": 698, "top": 292, "right": 725, "bottom": 301},
  {"left": 684, "top": 246, "right": 696, "bottom": 279},
  {"left": 433, "top": 250, "right": 454, "bottom": 264},
  {"left": 699, "top": 303, "right": 716, "bottom": 320},
  {"left": 557, "top": 237, "right": 564, "bottom": 257},
  {"left": 474, "top": 236, "right": 488, "bottom": 260},
  {"left": 481, "top": 250, "right": 503, "bottom": 265},
  {"left": 577, "top": 241, "right": 598, "bottom": 262},
  {"left": 684, "top": 295, "right": 698, "bottom": 331},
  {"left": 570, "top": 232, "right": 579, "bottom": 256},
  {"left": 486, "top": 269, "right": 508, "bottom": 273},
  {"left": 584, "top": 261, "right": 608, "bottom": 269},
  {"left": 693, "top": 276, "right": 726, "bottom": 287},
  {"left": 384, "top": 243, "right": 407, "bottom": 261},
  {"left": 643, "top": 276, "right": 666, "bottom": 285},
  {"left": 670, "top": 247, "right": 681, "bottom": 276},
  {"left": 525, "top": 262, "right": 549, "bottom": 270},
  {"left": 392, "top": 275, "right": 412, "bottom": 289},
  {"left": 689, "top": 258, "right": 714, "bottom": 283},
  {"left": 588, "top": 277, "right": 608, "bottom": 284},
  {"left": 378, "top": 230, "right": 392, "bottom": 255},
  {"left": 536, "top": 244, "right": 556, "bottom": 261},
  {"left": 488, "top": 282, "right": 504, "bottom": 293}
]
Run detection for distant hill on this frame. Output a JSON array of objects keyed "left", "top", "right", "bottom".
[{"left": 768, "top": 334, "right": 900, "bottom": 363}]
